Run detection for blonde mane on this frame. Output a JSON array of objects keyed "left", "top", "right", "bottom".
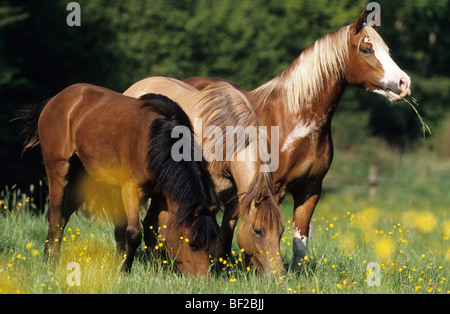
[
  {"left": 251, "top": 25, "right": 351, "bottom": 114},
  {"left": 196, "top": 81, "right": 261, "bottom": 168},
  {"left": 196, "top": 82, "right": 281, "bottom": 226},
  {"left": 251, "top": 24, "right": 391, "bottom": 115}
]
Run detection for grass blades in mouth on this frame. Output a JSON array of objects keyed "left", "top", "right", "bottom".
[
  {"left": 387, "top": 89, "right": 432, "bottom": 137},
  {"left": 402, "top": 95, "right": 432, "bottom": 137}
]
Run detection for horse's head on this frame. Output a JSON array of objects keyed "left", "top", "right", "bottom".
[
  {"left": 163, "top": 203, "right": 220, "bottom": 278},
  {"left": 346, "top": 10, "right": 411, "bottom": 101},
  {"left": 236, "top": 185, "right": 285, "bottom": 277}
]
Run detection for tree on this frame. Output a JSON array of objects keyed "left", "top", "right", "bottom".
[{"left": 1, "top": 0, "right": 449, "bottom": 189}]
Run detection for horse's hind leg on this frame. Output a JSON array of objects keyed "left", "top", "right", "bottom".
[{"left": 44, "top": 155, "right": 83, "bottom": 264}]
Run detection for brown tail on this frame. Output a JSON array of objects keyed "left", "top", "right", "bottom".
[{"left": 13, "top": 99, "right": 49, "bottom": 154}]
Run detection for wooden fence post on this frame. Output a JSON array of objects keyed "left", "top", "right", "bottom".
[{"left": 368, "top": 165, "right": 378, "bottom": 198}]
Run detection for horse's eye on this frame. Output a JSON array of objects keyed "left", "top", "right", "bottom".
[
  {"left": 253, "top": 227, "right": 266, "bottom": 238},
  {"left": 361, "top": 47, "right": 372, "bottom": 55}
]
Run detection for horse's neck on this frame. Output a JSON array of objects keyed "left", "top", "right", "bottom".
[
  {"left": 251, "top": 26, "right": 350, "bottom": 131},
  {"left": 250, "top": 56, "right": 347, "bottom": 135}
]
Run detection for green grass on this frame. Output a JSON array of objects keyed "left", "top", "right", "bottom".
[
  {"left": 0, "top": 149, "right": 449, "bottom": 294},
  {"left": 1, "top": 190, "right": 448, "bottom": 294}
]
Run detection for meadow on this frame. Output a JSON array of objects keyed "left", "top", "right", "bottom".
[
  {"left": 0, "top": 148, "right": 449, "bottom": 294},
  {"left": 1, "top": 0, "right": 449, "bottom": 297}
]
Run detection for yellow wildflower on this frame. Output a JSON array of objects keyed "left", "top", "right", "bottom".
[
  {"left": 402, "top": 211, "right": 438, "bottom": 233},
  {"left": 374, "top": 237, "right": 395, "bottom": 261}
]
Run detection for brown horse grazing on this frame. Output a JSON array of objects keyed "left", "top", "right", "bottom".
[
  {"left": 124, "top": 79, "right": 284, "bottom": 276},
  {"left": 18, "top": 83, "right": 220, "bottom": 277},
  {"left": 185, "top": 11, "right": 411, "bottom": 267}
]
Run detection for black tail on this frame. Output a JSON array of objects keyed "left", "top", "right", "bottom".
[
  {"left": 141, "top": 93, "right": 219, "bottom": 250},
  {"left": 13, "top": 99, "right": 49, "bottom": 154}
]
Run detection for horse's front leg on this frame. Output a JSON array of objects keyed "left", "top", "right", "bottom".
[
  {"left": 217, "top": 198, "right": 238, "bottom": 259},
  {"left": 142, "top": 198, "right": 167, "bottom": 257},
  {"left": 120, "top": 182, "right": 142, "bottom": 272},
  {"left": 44, "top": 159, "right": 70, "bottom": 264},
  {"left": 291, "top": 184, "right": 322, "bottom": 268},
  {"left": 113, "top": 192, "right": 127, "bottom": 256},
  {"left": 142, "top": 199, "right": 158, "bottom": 254}
]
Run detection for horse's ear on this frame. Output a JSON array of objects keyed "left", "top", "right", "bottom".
[
  {"left": 350, "top": 10, "right": 366, "bottom": 34},
  {"left": 367, "top": 10, "right": 380, "bottom": 32}
]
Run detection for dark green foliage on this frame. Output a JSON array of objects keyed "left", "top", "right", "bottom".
[{"left": 1, "top": 0, "right": 449, "bottom": 189}]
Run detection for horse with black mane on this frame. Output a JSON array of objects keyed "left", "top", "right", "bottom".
[{"left": 17, "top": 83, "right": 220, "bottom": 277}]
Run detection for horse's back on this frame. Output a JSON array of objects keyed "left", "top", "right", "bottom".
[
  {"left": 40, "top": 83, "right": 143, "bottom": 144},
  {"left": 40, "top": 83, "right": 128, "bottom": 124},
  {"left": 184, "top": 77, "right": 245, "bottom": 93},
  {"left": 40, "top": 83, "right": 153, "bottom": 186},
  {"left": 124, "top": 77, "right": 199, "bottom": 106},
  {"left": 38, "top": 84, "right": 94, "bottom": 159}
]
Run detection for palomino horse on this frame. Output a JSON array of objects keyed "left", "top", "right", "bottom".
[
  {"left": 18, "top": 83, "right": 220, "bottom": 277},
  {"left": 185, "top": 11, "right": 411, "bottom": 267},
  {"left": 124, "top": 79, "right": 284, "bottom": 276}
]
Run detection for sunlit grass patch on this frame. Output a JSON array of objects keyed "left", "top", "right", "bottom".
[
  {"left": 57, "top": 234, "right": 122, "bottom": 293},
  {"left": 0, "top": 184, "right": 449, "bottom": 294},
  {"left": 305, "top": 194, "right": 450, "bottom": 294}
]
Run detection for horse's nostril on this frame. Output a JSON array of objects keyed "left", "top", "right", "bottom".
[{"left": 399, "top": 78, "right": 408, "bottom": 90}]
